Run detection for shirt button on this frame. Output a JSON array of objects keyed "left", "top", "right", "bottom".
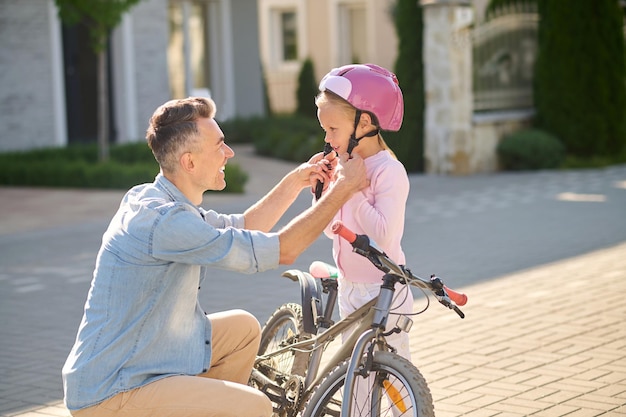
[
  {"left": 202, "top": 368, "right": 207, "bottom": 373},
  {"left": 205, "top": 340, "right": 210, "bottom": 345}
]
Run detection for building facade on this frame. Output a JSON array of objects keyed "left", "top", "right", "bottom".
[
  {"left": 1, "top": 0, "right": 547, "bottom": 175},
  {"left": 258, "top": 0, "right": 399, "bottom": 113},
  {"left": 0, "top": 0, "right": 264, "bottom": 152}
]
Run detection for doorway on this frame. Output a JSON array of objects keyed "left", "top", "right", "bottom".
[{"left": 61, "top": 22, "right": 116, "bottom": 144}]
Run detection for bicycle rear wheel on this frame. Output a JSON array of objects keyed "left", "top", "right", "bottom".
[
  {"left": 302, "top": 351, "right": 434, "bottom": 417},
  {"left": 256, "top": 303, "right": 312, "bottom": 380}
]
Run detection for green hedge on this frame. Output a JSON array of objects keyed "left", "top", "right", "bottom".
[
  {"left": 497, "top": 128, "right": 565, "bottom": 170},
  {"left": 240, "top": 114, "right": 325, "bottom": 162},
  {"left": 389, "top": 0, "right": 425, "bottom": 173},
  {"left": 535, "top": 0, "right": 626, "bottom": 157},
  {"left": 0, "top": 142, "right": 247, "bottom": 193}
]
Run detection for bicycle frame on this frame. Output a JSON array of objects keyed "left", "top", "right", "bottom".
[
  {"left": 251, "top": 267, "right": 416, "bottom": 411},
  {"left": 252, "top": 286, "right": 378, "bottom": 392}
]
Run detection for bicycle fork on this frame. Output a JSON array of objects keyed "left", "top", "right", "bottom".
[{"left": 341, "top": 273, "right": 409, "bottom": 417}]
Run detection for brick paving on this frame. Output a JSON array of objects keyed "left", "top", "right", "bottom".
[
  {"left": 5, "top": 242, "right": 626, "bottom": 417},
  {"left": 412, "top": 241, "right": 626, "bottom": 416}
]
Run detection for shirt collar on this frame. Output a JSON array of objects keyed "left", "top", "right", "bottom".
[{"left": 154, "top": 173, "right": 196, "bottom": 207}]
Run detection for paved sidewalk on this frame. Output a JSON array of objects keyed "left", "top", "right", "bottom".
[
  {"left": 2, "top": 147, "right": 625, "bottom": 416},
  {"left": 414, "top": 242, "right": 626, "bottom": 416}
]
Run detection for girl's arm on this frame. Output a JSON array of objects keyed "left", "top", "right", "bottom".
[{"left": 353, "top": 160, "right": 409, "bottom": 248}]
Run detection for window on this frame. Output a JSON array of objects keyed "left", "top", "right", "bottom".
[
  {"left": 259, "top": 0, "right": 306, "bottom": 69},
  {"left": 280, "top": 10, "right": 298, "bottom": 61},
  {"left": 168, "top": 0, "right": 212, "bottom": 98},
  {"left": 270, "top": 8, "right": 299, "bottom": 64}
]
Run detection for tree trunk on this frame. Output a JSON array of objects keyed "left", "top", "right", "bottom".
[{"left": 97, "top": 47, "right": 109, "bottom": 162}]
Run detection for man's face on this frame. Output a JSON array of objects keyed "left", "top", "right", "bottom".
[{"left": 190, "top": 117, "right": 234, "bottom": 191}]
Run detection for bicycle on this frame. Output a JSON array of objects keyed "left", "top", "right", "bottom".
[{"left": 249, "top": 220, "right": 468, "bottom": 417}]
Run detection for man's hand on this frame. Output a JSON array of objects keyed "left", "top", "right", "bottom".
[
  {"left": 333, "top": 152, "right": 368, "bottom": 193},
  {"left": 308, "top": 151, "right": 338, "bottom": 193},
  {"left": 288, "top": 151, "right": 336, "bottom": 190}
]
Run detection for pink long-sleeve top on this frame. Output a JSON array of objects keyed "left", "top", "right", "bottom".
[{"left": 323, "top": 150, "right": 410, "bottom": 284}]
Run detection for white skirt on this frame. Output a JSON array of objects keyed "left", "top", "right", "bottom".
[{"left": 338, "top": 278, "right": 413, "bottom": 360}]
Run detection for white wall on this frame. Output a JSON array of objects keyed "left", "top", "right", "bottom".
[{"left": 0, "top": 0, "right": 65, "bottom": 151}]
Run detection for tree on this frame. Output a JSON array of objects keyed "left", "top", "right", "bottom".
[
  {"left": 386, "top": 0, "right": 425, "bottom": 172},
  {"left": 295, "top": 58, "right": 318, "bottom": 119},
  {"left": 55, "top": 0, "right": 143, "bottom": 162},
  {"left": 534, "top": 0, "right": 626, "bottom": 157}
]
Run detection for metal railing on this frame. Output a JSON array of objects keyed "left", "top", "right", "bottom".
[{"left": 472, "top": 2, "right": 538, "bottom": 112}]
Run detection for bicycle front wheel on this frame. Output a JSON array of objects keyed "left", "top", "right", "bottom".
[{"left": 302, "top": 351, "right": 434, "bottom": 417}]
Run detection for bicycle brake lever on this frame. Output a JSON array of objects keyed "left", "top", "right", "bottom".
[
  {"left": 436, "top": 295, "right": 465, "bottom": 319},
  {"left": 353, "top": 248, "right": 387, "bottom": 273}
]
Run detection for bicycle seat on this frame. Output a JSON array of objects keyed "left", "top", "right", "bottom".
[{"left": 309, "top": 261, "right": 339, "bottom": 279}]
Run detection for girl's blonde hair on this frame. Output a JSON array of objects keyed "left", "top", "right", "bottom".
[{"left": 315, "top": 90, "right": 397, "bottom": 159}]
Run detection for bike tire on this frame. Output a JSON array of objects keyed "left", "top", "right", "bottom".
[
  {"left": 301, "top": 351, "right": 434, "bottom": 417},
  {"left": 257, "top": 303, "right": 312, "bottom": 380}
]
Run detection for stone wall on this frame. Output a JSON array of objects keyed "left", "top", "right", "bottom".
[{"left": 422, "top": 1, "right": 474, "bottom": 174}]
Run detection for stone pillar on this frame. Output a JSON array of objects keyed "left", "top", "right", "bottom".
[{"left": 420, "top": 0, "right": 473, "bottom": 174}]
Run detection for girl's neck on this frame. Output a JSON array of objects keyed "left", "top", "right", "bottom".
[{"left": 355, "top": 135, "right": 384, "bottom": 159}]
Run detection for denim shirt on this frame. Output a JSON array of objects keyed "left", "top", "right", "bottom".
[{"left": 62, "top": 174, "right": 280, "bottom": 410}]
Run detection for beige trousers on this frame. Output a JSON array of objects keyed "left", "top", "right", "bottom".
[{"left": 72, "top": 309, "right": 272, "bottom": 417}]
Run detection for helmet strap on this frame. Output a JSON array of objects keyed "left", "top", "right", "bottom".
[{"left": 347, "top": 110, "right": 380, "bottom": 157}]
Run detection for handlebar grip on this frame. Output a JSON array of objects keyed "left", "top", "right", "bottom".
[
  {"left": 331, "top": 220, "right": 356, "bottom": 243},
  {"left": 444, "top": 286, "right": 468, "bottom": 306}
]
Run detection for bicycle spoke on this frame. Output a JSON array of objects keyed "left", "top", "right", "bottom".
[{"left": 302, "top": 352, "right": 433, "bottom": 417}]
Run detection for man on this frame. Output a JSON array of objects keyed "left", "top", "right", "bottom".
[{"left": 62, "top": 97, "right": 367, "bottom": 417}]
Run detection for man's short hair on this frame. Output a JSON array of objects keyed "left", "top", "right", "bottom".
[{"left": 146, "top": 97, "right": 217, "bottom": 173}]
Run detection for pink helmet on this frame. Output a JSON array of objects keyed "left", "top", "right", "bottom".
[{"left": 318, "top": 63, "right": 404, "bottom": 131}]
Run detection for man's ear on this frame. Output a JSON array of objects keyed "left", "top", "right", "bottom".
[{"left": 179, "top": 152, "right": 195, "bottom": 173}]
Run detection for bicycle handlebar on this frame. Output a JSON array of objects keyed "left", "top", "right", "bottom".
[
  {"left": 331, "top": 220, "right": 386, "bottom": 257},
  {"left": 331, "top": 220, "right": 467, "bottom": 316},
  {"left": 331, "top": 220, "right": 356, "bottom": 242},
  {"left": 443, "top": 285, "right": 468, "bottom": 306}
]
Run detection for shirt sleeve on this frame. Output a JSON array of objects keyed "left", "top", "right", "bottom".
[
  {"left": 150, "top": 205, "right": 280, "bottom": 274},
  {"left": 352, "top": 160, "right": 409, "bottom": 249},
  {"left": 200, "top": 208, "right": 244, "bottom": 229}
]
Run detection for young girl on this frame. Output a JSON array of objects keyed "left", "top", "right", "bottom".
[{"left": 314, "top": 63, "right": 412, "bottom": 360}]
